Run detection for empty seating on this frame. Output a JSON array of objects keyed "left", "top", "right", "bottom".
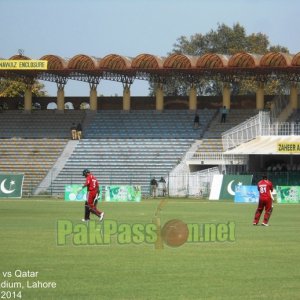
[
  {"left": 49, "top": 138, "right": 195, "bottom": 195},
  {"left": 84, "top": 110, "right": 216, "bottom": 139},
  {"left": 0, "top": 139, "right": 68, "bottom": 195},
  {"left": 196, "top": 109, "right": 258, "bottom": 154},
  {"left": 0, "top": 110, "right": 86, "bottom": 138},
  {"left": 49, "top": 110, "right": 217, "bottom": 195}
]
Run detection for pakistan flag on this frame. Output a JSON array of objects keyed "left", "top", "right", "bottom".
[
  {"left": 0, "top": 174, "right": 24, "bottom": 198},
  {"left": 219, "top": 175, "right": 253, "bottom": 200}
]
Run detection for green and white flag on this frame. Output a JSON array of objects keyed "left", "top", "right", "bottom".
[
  {"left": 219, "top": 175, "right": 253, "bottom": 200},
  {"left": 0, "top": 174, "right": 24, "bottom": 198}
]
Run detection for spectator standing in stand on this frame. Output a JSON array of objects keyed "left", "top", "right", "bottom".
[
  {"left": 193, "top": 113, "right": 200, "bottom": 129},
  {"left": 76, "top": 122, "right": 82, "bottom": 140},
  {"left": 71, "top": 123, "right": 77, "bottom": 140},
  {"left": 220, "top": 106, "right": 228, "bottom": 123}
]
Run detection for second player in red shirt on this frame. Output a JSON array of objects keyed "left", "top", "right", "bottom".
[{"left": 253, "top": 175, "right": 273, "bottom": 226}]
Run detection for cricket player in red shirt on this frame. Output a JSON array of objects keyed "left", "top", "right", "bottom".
[
  {"left": 253, "top": 175, "right": 273, "bottom": 226},
  {"left": 82, "top": 169, "right": 104, "bottom": 222}
]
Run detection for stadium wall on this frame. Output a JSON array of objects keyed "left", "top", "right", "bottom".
[{"left": 0, "top": 95, "right": 274, "bottom": 110}]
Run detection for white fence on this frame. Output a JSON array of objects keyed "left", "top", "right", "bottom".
[
  {"left": 222, "top": 111, "right": 268, "bottom": 151},
  {"left": 168, "top": 167, "right": 220, "bottom": 197},
  {"left": 222, "top": 111, "right": 300, "bottom": 151},
  {"left": 188, "top": 151, "right": 247, "bottom": 164}
]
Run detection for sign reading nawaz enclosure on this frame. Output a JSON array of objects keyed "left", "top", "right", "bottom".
[
  {"left": 0, "top": 60, "right": 48, "bottom": 70},
  {"left": 0, "top": 174, "right": 24, "bottom": 198}
]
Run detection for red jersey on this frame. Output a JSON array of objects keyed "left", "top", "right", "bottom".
[
  {"left": 257, "top": 179, "right": 273, "bottom": 201},
  {"left": 84, "top": 174, "right": 99, "bottom": 192}
]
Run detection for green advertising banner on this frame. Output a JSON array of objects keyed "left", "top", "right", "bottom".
[
  {"left": 276, "top": 186, "right": 300, "bottom": 204},
  {"left": 219, "top": 175, "right": 253, "bottom": 200},
  {"left": 65, "top": 185, "right": 87, "bottom": 201},
  {"left": 104, "top": 185, "right": 141, "bottom": 202},
  {"left": 0, "top": 173, "right": 24, "bottom": 198},
  {"left": 64, "top": 185, "right": 103, "bottom": 201}
]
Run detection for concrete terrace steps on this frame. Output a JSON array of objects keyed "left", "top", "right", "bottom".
[
  {"left": 84, "top": 110, "right": 216, "bottom": 139},
  {"left": 0, "top": 110, "right": 86, "bottom": 138},
  {"left": 49, "top": 110, "right": 218, "bottom": 195},
  {"left": 50, "top": 138, "right": 195, "bottom": 195},
  {"left": 0, "top": 139, "right": 68, "bottom": 195},
  {"left": 196, "top": 109, "right": 258, "bottom": 156},
  {"left": 196, "top": 139, "right": 224, "bottom": 152}
]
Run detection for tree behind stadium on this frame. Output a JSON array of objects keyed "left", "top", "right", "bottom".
[
  {"left": 0, "top": 79, "right": 47, "bottom": 97},
  {"left": 149, "top": 23, "right": 290, "bottom": 96}
]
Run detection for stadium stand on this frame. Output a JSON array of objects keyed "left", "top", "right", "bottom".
[
  {"left": 0, "top": 110, "right": 86, "bottom": 138},
  {"left": 195, "top": 109, "right": 258, "bottom": 153},
  {"left": 0, "top": 139, "right": 68, "bottom": 195},
  {"left": 4, "top": 107, "right": 297, "bottom": 197},
  {"left": 49, "top": 138, "right": 195, "bottom": 195},
  {"left": 48, "top": 110, "right": 216, "bottom": 195},
  {"left": 83, "top": 110, "right": 215, "bottom": 139}
]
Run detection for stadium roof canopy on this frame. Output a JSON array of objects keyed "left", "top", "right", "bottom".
[{"left": 1, "top": 51, "right": 300, "bottom": 85}]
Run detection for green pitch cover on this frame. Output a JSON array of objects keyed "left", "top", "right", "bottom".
[
  {"left": 0, "top": 173, "right": 24, "bottom": 198},
  {"left": 219, "top": 175, "right": 253, "bottom": 200}
]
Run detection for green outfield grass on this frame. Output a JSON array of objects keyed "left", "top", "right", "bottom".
[{"left": 0, "top": 198, "right": 299, "bottom": 300}]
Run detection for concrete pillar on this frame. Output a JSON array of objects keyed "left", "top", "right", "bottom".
[
  {"left": 155, "top": 84, "right": 164, "bottom": 111},
  {"left": 123, "top": 84, "right": 130, "bottom": 111},
  {"left": 290, "top": 82, "right": 298, "bottom": 110},
  {"left": 24, "top": 85, "right": 32, "bottom": 112},
  {"left": 90, "top": 85, "right": 98, "bottom": 111},
  {"left": 57, "top": 85, "right": 65, "bottom": 112},
  {"left": 222, "top": 83, "right": 231, "bottom": 109},
  {"left": 256, "top": 82, "right": 265, "bottom": 110},
  {"left": 189, "top": 85, "right": 197, "bottom": 110}
]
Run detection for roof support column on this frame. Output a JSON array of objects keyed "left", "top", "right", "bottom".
[
  {"left": 57, "top": 83, "right": 65, "bottom": 113},
  {"left": 222, "top": 82, "right": 231, "bottom": 109},
  {"left": 24, "top": 84, "right": 32, "bottom": 113},
  {"left": 189, "top": 84, "right": 197, "bottom": 110},
  {"left": 123, "top": 84, "right": 131, "bottom": 111},
  {"left": 155, "top": 84, "right": 164, "bottom": 111},
  {"left": 90, "top": 84, "right": 98, "bottom": 111},
  {"left": 256, "top": 82, "right": 264, "bottom": 110},
  {"left": 290, "top": 82, "right": 298, "bottom": 110}
]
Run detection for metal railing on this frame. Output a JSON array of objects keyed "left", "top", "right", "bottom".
[
  {"left": 221, "top": 111, "right": 268, "bottom": 151},
  {"left": 222, "top": 110, "right": 300, "bottom": 151},
  {"left": 187, "top": 151, "right": 247, "bottom": 164},
  {"left": 266, "top": 122, "right": 300, "bottom": 136}
]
